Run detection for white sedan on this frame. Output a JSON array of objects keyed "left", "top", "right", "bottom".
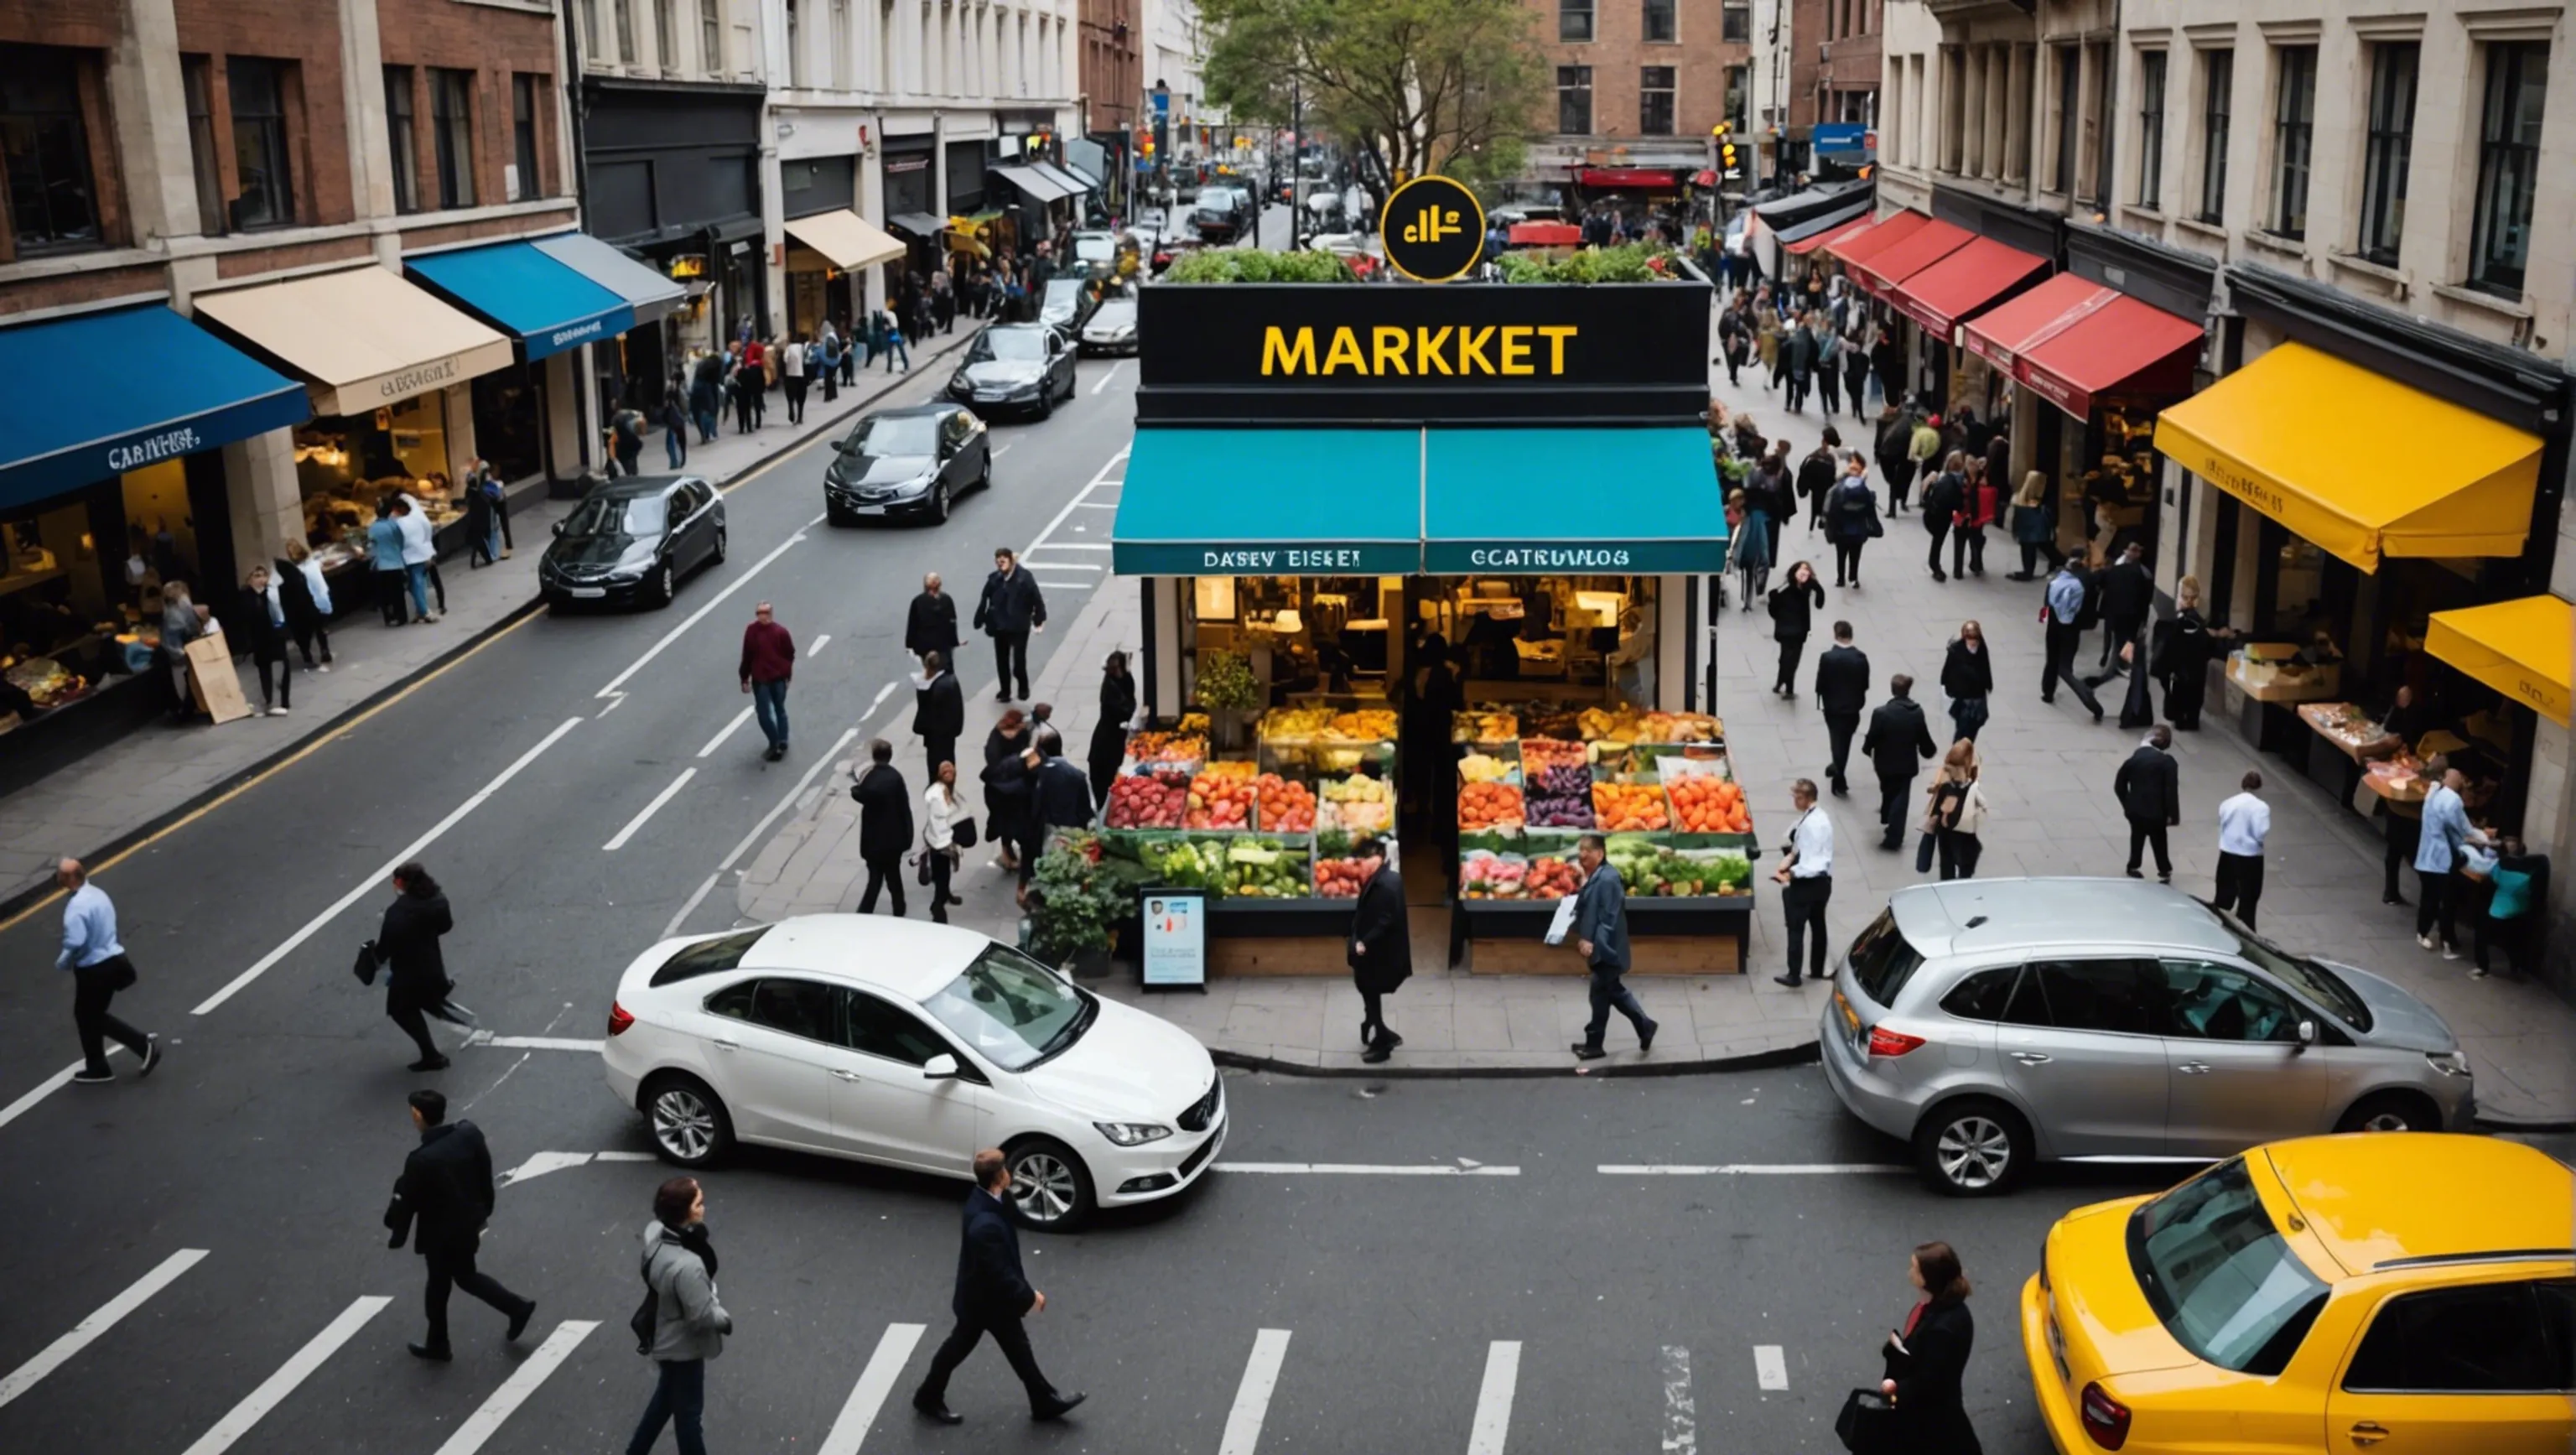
[{"left": 602, "top": 917, "right": 1224, "bottom": 1229}]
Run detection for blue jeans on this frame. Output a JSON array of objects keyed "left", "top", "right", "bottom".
[
  {"left": 1581, "top": 966, "right": 1653, "bottom": 1049},
  {"left": 694, "top": 408, "right": 719, "bottom": 444},
  {"left": 626, "top": 1358, "right": 706, "bottom": 1455},
  {"left": 750, "top": 678, "right": 789, "bottom": 750},
  {"left": 403, "top": 564, "right": 432, "bottom": 619},
  {"left": 665, "top": 427, "right": 686, "bottom": 469},
  {"left": 880, "top": 335, "right": 907, "bottom": 371}
]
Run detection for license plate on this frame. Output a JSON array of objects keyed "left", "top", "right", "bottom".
[
  {"left": 568, "top": 587, "right": 605, "bottom": 599},
  {"left": 2046, "top": 1306, "right": 2071, "bottom": 1383}
]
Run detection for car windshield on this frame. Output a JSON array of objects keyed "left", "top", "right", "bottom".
[
  {"left": 2127, "top": 1157, "right": 2330, "bottom": 1376},
  {"left": 971, "top": 330, "right": 1046, "bottom": 362},
  {"left": 651, "top": 927, "right": 767, "bottom": 986},
  {"left": 1043, "top": 280, "right": 1087, "bottom": 309},
  {"left": 850, "top": 415, "right": 940, "bottom": 456},
  {"left": 562, "top": 493, "right": 665, "bottom": 538},
  {"left": 919, "top": 943, "right": 1096, "bottom": 1071},
  {"left": 1846, "top": 908, "right": 1926, "bottom": 1006},
  {"left": 2225, "top": 919, "right": 2373, "bottom": 1031}
]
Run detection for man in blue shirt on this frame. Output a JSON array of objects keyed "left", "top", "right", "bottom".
[
  {"left": 55, "top": 859, "right": 159, "bottom": 1084},
  {"left": 2039, "top": 559, "right": 2103, "bottom": 720},
  {"left": 2412, "top": 759, "right": 2483, "bottom": 959}
]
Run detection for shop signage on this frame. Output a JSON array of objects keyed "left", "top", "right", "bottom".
[
  {"left": 106, "top": 425, "right": 204, "bottom": 472},
  {"left": 374, "top": 356, "right": 461, "bottom": 401},
  {"left": 670, "top": 254, "right": 709, "bottom": 279},
  {"left": 1139, "top": 890, "right": 1208, "bottom": 988},
  {"left": 1423, "top": 539, "right": 1726, "bottom": 574},
  {"left": 1113, "top": 540, "right": 1424, "bottom": 576},
  {"left": 1378, "top": 175, "right": 1485, "bottom": 283}
]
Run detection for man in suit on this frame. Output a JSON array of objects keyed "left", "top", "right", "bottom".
[
  {"left": 1569, "top": 833, "right": 1657, "bottom": 1060},
  {"left": 1346, "top": 836, "right": 1412, "bottom": 1063},
  {"left": 905, "top": 572, "right": 961, "bottom": 669},
  {"left": 1796, "top": 430, "right": 1841, "bottom": 532},
  {"left": 851, "top": 740, "right": 913, "bottom": 917},
  {"left": 914, "top": 650, "right": 965, "bottom": 777},
  {"left": 2115, "top": 724, "right": 2183, "bottom": 882},
  {"left": 912, "top": 1149, "right": 1086, "bottom": 1424},
  {"left": 1031, "top": 729, "right": 1094, "bottom": 836},
  {"left": 2087, "top": 542, "right": 2155, "bottom": 673},
  {"left": 974, "top": 548, "right": 1047, "bottom": 702},
  {"left": 1861, "top": 674, "right": 1938, "bottom": 850},
  {"left": 384, "top": 1089, "right": 534, "bottom": 1361},
  {"left": 1814, "top": 621, "right": 1871, "bottom": 798}
]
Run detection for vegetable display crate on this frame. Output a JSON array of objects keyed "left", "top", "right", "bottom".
[{"left": 1460, "top": 897, "right": 1750, "bottom": 975}]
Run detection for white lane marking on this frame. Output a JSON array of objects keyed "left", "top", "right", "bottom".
[
  {"left": 497, "top": 1151, "right": 595, "bottom": 1186},
  {"left": 1218, "top": 1328, "right": 1293, "bottom": 1455},
  {"left": 469, "top": 1035, "right": 605, "bottom": 1052},
  {"left": 0, "top": 1248, "right": 207, "bottom": 1407},
  {"left": 1467, "top": 1341, "right": 1520, "bottom": 1455},
  {"left": 697, "top": 705, "right": 756, "bottom": 758},
  {"left": 817, "top": 1321, "right": 928, "bottom": 1455},
  {"left": 1031, "top": 580, "right": 1096, "bottom": 592},
  {"left": 195, "top": 718, "right": 585, "bottom": 1016},
  {"left": 1214, "top": 1163, "right": 1520, "bottom": 1176},
  {"left": 662, "top": 871, "right": 723, "bottom": 938},
  {"left": 1072, "top": 501, "right": 1117, "bottom": 508},
  {"left": 0, "top": 1045, "right": 133, "bottom": 1135},
  {"left": 1596, "top": 1164, "right": 1908, "bottom": 1175},
  {"left": 1753, "top": 1344, "right": 1789, "bottom": 1391},
  {"left": 1659, "top": 1345, "right": 1694, "bottom": 1455},
  {"left": 718, "top": 725, "right": 860, "bottom": 871},
  {"left": 1088, "top": 360, "right": 1125, "bottom": 394},
  {"left": 595, "top": 526, "right": 812, "bottom": 700},
  {"left": 177, "top": 1296, "right": 392, "bottom": 1455},
  {"left": 603, "top": 766, "right": 698, "bottom": 851},
  {"left": 1015, "top": 448, "right": 1127, "bottom": 559},
  {"left": 429, "top": 1320, "right": 599, "bottom": 1455},
  {"left": 807, "top": 632, "right": 832, "bottom": 657},
  {"left": 991, "top": 442, "right": 1015, "bottom": 459}
]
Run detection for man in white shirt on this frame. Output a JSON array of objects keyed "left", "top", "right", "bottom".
[
  {"left": 780, "top": 337, "right": 808, "bottom": 425},
  {"left": 2213, "top": 771, "right": 2271, "bottom": 928},
  {"left": 1774, "top": 777, "right": 1836, "bottom": 987},
  {"left": 397, "top": 492, "right": 442, "bottom": 621}
]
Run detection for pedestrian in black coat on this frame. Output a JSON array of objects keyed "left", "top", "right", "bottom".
[
  {"left": 1825, "top": 460, "right": 1883, "bottom": 587},
  {"left": 906, "top": 573, "right": 962, "bottom": 664},
  {"left": 981, "top": 709, "right": 1035, "bottom": 868},
  {"left": 1031, "top": 730, "right": 1093, "bottom": 833},
  {"left": 1781, "top": 321, "right": 1818, "bottom": 413},
  {"left": 1814, "top": 621, "right": 1870, "bottom": 793},
  {"left": 914, "top": 652, "right": 966, "bottom": 780},
  {"left": 276, "top": 541, "right": 333, "bottom": 669},
  {"left": 1918, "top": 454, "right": 1966, "bottom": 583},
  {"left": 974, "top": 549, "right": 1047, "bottom": 701},
  {"left": 1768, "top": 563, "right": 1828, "bottom": 697},
  {"left": 1873, "top": 408, "right": 1918, "bottom": 513},
  {"left": 1347, "top": 838, "right": 1411, "bottom": 1062},
  {"left": 2091, "top": 542, "right": 2154, "bottom": 671},
  {"left": 2151, "top": 579, "right": 2230, "bottom": 730},
  {"left": 1940, "top": 622, "right": 1994, "bottom": 742},
  {"left": 911, "top": 1151, "right": 1084, "bottom": 1424},
  {"left": 2115, "top": 724, "right": 2182, "bottom": 881},
  {"left": 1861, "top": 676, "right": 1937, "bottom": 849},
  {"left": 236, "top": 565, "right": 295, "bottom": 716},
  {"left": 370, "top": 861, "right": 464, "bottom": 1071},
  {"left": 1795, "top": 435, "right": 1841, "bottom": 531},
  {"left": 384, "top": 1089, "right": 534, "bottom": 1362},
  {"left": 1088, "top": 652, "right": 1137, "bottom": 808},
  {"left": 1879, "top": 1241, "right": 1983, "bottom": 1455},
  {"left": 851, "top": 740, "right": 913, "bottom": 917}
]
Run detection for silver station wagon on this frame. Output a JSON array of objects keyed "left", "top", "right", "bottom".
[{"left": 1817, "top": 879, "right": 2476, "bottom": 1195}]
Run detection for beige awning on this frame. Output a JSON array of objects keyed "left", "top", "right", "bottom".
[
  {"left": 782, "top": 210, "right": 907, "bottom": 273},
  {"left": 193, "top": 264, "right": 516, "bottom": 417}
]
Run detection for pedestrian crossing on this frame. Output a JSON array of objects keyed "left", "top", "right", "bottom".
[{"left": 3, "top": 1246, "right": 1826, "bottom": 1453}]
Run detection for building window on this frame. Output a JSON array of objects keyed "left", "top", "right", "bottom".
[
  {"left": 1558, "top": 0, "right": 1591, "bottom": 44},
  {"left": 1639, "top": 65, "right": 1675, "bottom": 135},
  {"left": 611, "top": 0, "right": 636, "bottom": 63},
  {"left": 2051, "top": 44, "right": 2079, "bottom": 194},
  {"left": 1722, "top": 0, "right": 1748, "bottom": 43},
  {"left": 181, "top": 56, "right": 221, "bottom": 234},
  {"left": 384, "top": 65, "right": 418, "bottom": 212},
  {"left": 430, "top": 67, "right": 475, "bottom": 210},
  {"left": 0, "top": 44, "right": 101, "bottom": 254},
  {"left": 701, "top": 0, "right": 724, "bottom": 69},
  {"left": 511, "top": 74, "right": 541, "bottom": 200},
  {"left": 830, "top": 0, "right": 851, "bottom": 88},
  {"left": 1557, "top": 65, "right": 1592, "bottom": 134},
  {"left": 576, "top": 0, "right": 600, "bottom": 60},
  {"left": 2468, "top": 41, "right": 2547, "bottom": 298},
  {"left": 2268, "top": 44, "right": 2314, "bottom": 237},
  {"left": 786, "top": 0, "right": 804, "bottom": 86},
  {"left": 654, "top": 0, "right": 678, "bottom": 65},
  {"left": 2197, "top": 48, "right": 2231, "bottom": 225},
  {"left": 1724, "top": 65, "right": 1748, "bottom": 133},
  {"left": 228, "top": 56, "right": 295, "bottom": 230},
  {"left": 2135, "top": 49, "right": 2165, "bottom": 210},
  {"left": 1643, "top": 0, "right": 1674, "bottom": 44},
  {"left": 2356, "top": 42, "right": 2415, "bottom": 265}
]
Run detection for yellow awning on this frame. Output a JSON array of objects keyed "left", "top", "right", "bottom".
[
  {"left": 782, "top": 210, "right": 906, "bottom": 273},
  {"left": 2153, "top": 341, "right": 2542, "bottom": 571},
  {"left": 194, "top": 265, "right": 515, "bottom": 417},
  {"left": 2426, "top": 595, "right": 2573, "bottom": 726}
]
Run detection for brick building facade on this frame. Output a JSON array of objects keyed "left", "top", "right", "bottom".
[{"left": 1523, "top": 0, "right": 1753, "bottom": 195}]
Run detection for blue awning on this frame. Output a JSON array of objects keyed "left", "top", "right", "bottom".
[
  {"left": 1114, "top": 428, "right": 1424, "bottom": 574},
  {"left": 1422, "top": 428, "right": 1725, "bottom": 573},
  {"left": 0, "top": 305, "right": 309, "bottom": 512},
  {"left": 531, "top": 231, "right": 685, "bottom": 325},
  {"left": 407, "top": 240, "right": 635, "bottom": 361}
]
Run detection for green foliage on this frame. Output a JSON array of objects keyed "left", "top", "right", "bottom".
[
  {"left": 1495, "top": 242, "right": 1681, "bottom": 284},
  {"left": 1194, "top": 649, "right": 1262, "bottom": 710},
  {"left": 1028, "top": 834, "right": 1151, "bottom": 961},
  {"left": 1166, "top": 248, "right": 1359, "bottom": 283}
]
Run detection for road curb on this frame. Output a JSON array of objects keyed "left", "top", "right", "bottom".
[
  {"left": 1210, "top": 1039, "right": 1823, "bottom": 1079},
  {"left": 2473, "top": 1109, "right": 2576, "bottom": 1134}
]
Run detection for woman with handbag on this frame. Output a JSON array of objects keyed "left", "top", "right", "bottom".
[
  {"left": 1939, "top": 621, "right": 1992, "bottom": 743},
  {"left": 1920, "top": 741, "right": 1988, "bottom": 881},
  {"left": 1863, "top": 1240, "right": 1981, "bottom": 1453},
  {"left": 922, "top": 761, "right": 971, "bottom": 924},
  {"left": 368, "top": 861, "right": 465, "bottom": 1072}
]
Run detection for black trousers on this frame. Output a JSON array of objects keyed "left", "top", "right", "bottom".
[
  {"left": 990, "top": 630, "right": 1031, "bottom": 699},
  {"left": 388, "top": 1000, "right": 441, "bottom": 1060},
  {"left": 2042, "top": 622, "right": 2102, "bottom": 713},
  {"left": 1925, "top": 521, "right": 1951, "bottom": 578},
  {"left": 426, "top": 560, "right": 446, "bottom": 613},
  {"left": 291, "top": 616, "right": 332, "bottom": 668},
  {"left": 422, "top": 1242, "right": 524, "bottom": 1351},
  {"left": 2382, "top": 816, "right": 2419, "bottom": 900},
  {"left": 1845, "top": 360, "right": 1872, "bottom": 420},
  {"left": 1581, "top": 967, "right": 1652, "bottom": 1048},
  {"left": 2475, "top": 912, "right": 2532, "bottom": 977},
  {"left": 785, "top": 377, "right": 809, "bottom": 422},
  {"left": 1816, "top": 365, "right": 1841, "bottom": 414},
  {"left": 2127, "top": 820, "right": 2173, "bottom": 878},
  {"left": 922, "top": 734, "right": 958, "bottom": 779},
  {"left": 860, "top": 854, "right": 908, "bottom": 917},
  {"left": 1937, "top": 829, "right": 1983, "bottom": 881},
  {"left": 2213, "top": 850, "right": 2264, "bottom": 927},
  {"left": 254, "top": 652, "right": 292, "bottom": 709},
  {"left": 1824, "top": 711, "right": 1859, "bottom": 787},
  {"left": 2415, "top": 868, "right": 2459, "bottom": 948},
  {"left": 1877, "top": 774, "right": 1912, "bottom": 846},
  {"left": 2100, "top": 616, "right": 2142, "bottom": 668},
  {"left": 928, "top": 850, "right": 956, "bottom": 923},
  {"left": 1774, "top": 635, "right": 1805, "bottom": 694},
  {"left": 72, "top": 959, "right": 149, "bottom": 1075},
  {"left": 1360, "top": 988, "right": 1394, "bottom": 1047},
  {"left": 919, "top": 1312, "right": 1056, "bottom": 1410},
  {"left": 1950, "top": 525, "right": 1986, "bottom": 577},
  {"left": 1781, "top": 874, "right": 1831, "bottom": 979},
  {"left": 1833, "top": 539, "right": 1864, "bottom": 585}
]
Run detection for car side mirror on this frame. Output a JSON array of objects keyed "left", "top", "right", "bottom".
[
  {"left": 922, "top": 1053, "right": 961, "bottom": 1081},
  {"left": 2296, "top": 1019, "right": 2315, "bottom": 1048},
  {"left": 551, "top": 521, "right": 565, "bottom": 537}
]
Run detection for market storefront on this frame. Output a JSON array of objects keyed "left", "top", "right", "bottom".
[
  {"left": 1098, "top": 279, "right": 1751, "bottom": 977},
  {"left": 782, "top": 207, "right": 906, "bottom": 340},
  {"left": 405, "top": 236, "right": 641, "bottom": 486}
]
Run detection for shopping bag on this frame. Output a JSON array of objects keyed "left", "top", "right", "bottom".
[
  {"left": 953, "top": 817, "right": 979, "bottom": 849},
  {"left": 1914, "top": 832, "right": 1937, "bottom": 875},
  {"left": 1833, "top": 1387, "right": 1898, "bottom": 1452},
  {"left": 1542, "top": 894, "right": 1580, "bottom": 947}
]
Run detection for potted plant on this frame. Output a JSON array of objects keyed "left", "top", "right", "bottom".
[
  {"left": 1028, "top": 834, "right": 1145, "bottom": 977},
  {"left": 1195, "top": 648, "right": 1259, "bottom": 751}
]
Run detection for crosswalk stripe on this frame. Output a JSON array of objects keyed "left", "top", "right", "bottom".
[
  {"left": 430, "top": 1321, "right": 600, "bottom": 1455},
  {"left": 1467, "top": 1341, "right": 1520, "bottom": 1455},
  {"left": 1218, "top": 1328, "right": 1293, "bottom": 1455},
  {"left": 177, "top": 1295, "right": 392, "bottom": 1455},
  {"left": 1659, "top": 1345, "right": 1694, "bottom": 1454},
  {"left": 817, "top": 1320, "right": 927, "bottom": 1455},
  {"left": 0, "top": 1248, "right": 207, "bottom": 1408},
  {"left": 1753, "top": 1344, "right": 1789, "bottom": 1391}
]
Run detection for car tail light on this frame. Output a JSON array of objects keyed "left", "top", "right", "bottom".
[
  {"left": 607, "top": 1001, "right": 635, "bottom": 1037},
  {"left": 2080, "top": 1382, "right": 2131, "bottom": 1449},
  {"left": 1865, "top": 1025, "right": 1926, "bottom": 1057}
]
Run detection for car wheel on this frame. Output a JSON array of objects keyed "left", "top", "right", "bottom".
[
  {"left": 1036, "top": 387, "right": 1055, "bottom": 421},
  {"left": 2336, "top": 1091, "right": 2441, "bottom": 1134},
  {"left": 1913, "top": 1098, "right": 2028, "bottom": 1197},
  {"left": 641, "top": 1073, "right": 734, "bottom": 1167},
  {"left": 648, "top": 560, "right": 677, "bottom": 608},
  {"left": 1005, "top": 1136, "right": 1093, "bottom": 1230},
  {"left": 709, "top": 524, "right": 727, "bottom": 564},
  {"left": 929, "top": 480, "right": 951, "bottom": 525},
  {"left": 977, "top": 454, "right": 992, "bottom": 492}
]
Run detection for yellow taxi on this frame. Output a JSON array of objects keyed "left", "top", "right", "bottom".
[{"left": 2023, "top": 1134, "right": 2573, "bottom": 1453}]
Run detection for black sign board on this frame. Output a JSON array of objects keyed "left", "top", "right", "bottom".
[
  {"left": 1380, "top": 175, "right": 1486, "bottom": 283},
  {"left": 1135, "top": 282, "right": 1711, "bottom": 426}
]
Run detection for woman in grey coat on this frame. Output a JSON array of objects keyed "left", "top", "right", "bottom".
[{"left": 630, "top": 1177, "right": 730, "bottom": 1455}]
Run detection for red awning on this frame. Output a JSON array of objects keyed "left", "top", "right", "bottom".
[
  {"left": 1786, "top": 216, "right": 1876, "bottom": 257},
  {"left": 1958, "top": 273, "right": 2107, "bottom": 372},
  {"left": 1885, "top": 236, "right": 2049, "bottom": 336},
  {"left": 1693, "top": 169, "right": 1718, "bottom": 187},
  {"left": 1956, "top": 272, "right": 2205, "bottom": 417},
  {"left": 1825, "top": 209, "right": 1931, "bottom": 268},
  {"left": 1509, "top": 221, "right": 1582, "bottom": 246},
  {"left": 1577, "top": 167, "right": 1682, "bottom": 191},
  {"left": 1846, "top": 216, "right": 1974, "bottom": 297}
]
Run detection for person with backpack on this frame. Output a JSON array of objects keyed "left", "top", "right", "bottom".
[
  {"left": 1919, "top": 451, "right": 1966, "bottom": 584},
  {"left": 1826, "top": 454, "right": 1883, "bottom": 588},
  {"left": 1872, "top": 406, "right": 1917, "bottom": 514},
  {"left": 628, "top": 1177, "right": 729, "bottom": 1455}
]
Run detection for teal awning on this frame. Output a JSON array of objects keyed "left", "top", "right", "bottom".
[
  {"left": 1114, "top": 428, "right": 1425, "bottom": 574},
  {"left": 1423, "top": 428, "right": 1725, "bottom": 573}
]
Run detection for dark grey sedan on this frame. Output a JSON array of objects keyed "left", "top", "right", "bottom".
[
  {"left": 823, "top": 404, "right": 991, "bottom": 526},
  {"left": 540, "top": 475, "right": 726, "bottom": 609},
  {"left": 945, "top": 324, "right": 1078, "bottom": 420}
]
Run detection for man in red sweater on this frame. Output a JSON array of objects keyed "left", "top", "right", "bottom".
[{"left": 740, "top": 601, "right": 797, "bottom": 761}]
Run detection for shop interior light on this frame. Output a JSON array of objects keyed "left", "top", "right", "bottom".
[
  {"left": 1269, "top": 607, "right": 1304, "bottom": 635},
  {"left": 1574, "top": 590, "right": 1627, "bottom": 623}
]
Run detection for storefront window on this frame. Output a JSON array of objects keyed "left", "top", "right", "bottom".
[{"left": 291, "top": 393, "right": 459, "bottom": 574}]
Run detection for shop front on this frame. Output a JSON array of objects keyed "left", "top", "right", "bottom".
[
  {"left": 405, "top": 236, "right": 641, "bottom": 486},
  {"left": 782, "top": 207, "right": 906, "bottom": 340},
  {"left": 579, "top": 79, "right": 766, "bottom": 401},
  {"left": 0, "top": 304, "right": 311, "bottom": 776},
  {"left": 531, "top": 230, "right": 688, "bottom": 452},
  {"left": 1099, "top": 280, "right": 1749, "bottom": 977}
]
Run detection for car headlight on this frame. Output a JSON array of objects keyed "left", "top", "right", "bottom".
[
  {"left": 948, "top": 372, "right": 970, "bottom": 392},
  {"left": 1093, "top": 1121, "right": 1173, "bottom": 1146},
  {"left": 2426, "top": 1050, "right": 2472, "bottom": 1078}
]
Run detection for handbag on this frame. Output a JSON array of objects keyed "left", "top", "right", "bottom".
[
  {"left": 916, "top": 851, "right": 934, "bottom": 886},
  {"left": 1914, "top": 831, "right": 1937, "bottom": 875},
  {"left": 953, "top": 816, "right": 979, "bottom": 849},
  {"left": 352, "top": 941, "right": 379, "bottom": 987},
  {"left": 1834, "top": 1387, "right": 1898, "bottom": 1452}
]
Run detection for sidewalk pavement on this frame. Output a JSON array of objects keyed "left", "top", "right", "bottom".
[
  {"left": 0, "top": 330, "right": 976, "bottom": 917},
  {"left": 1704, "top": 356, "right": 2576, "bottom": 1126}
]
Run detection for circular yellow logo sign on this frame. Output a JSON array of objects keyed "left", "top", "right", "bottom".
[{"left": 1378, "top": 175, "right": 1488, "bottom": 283}]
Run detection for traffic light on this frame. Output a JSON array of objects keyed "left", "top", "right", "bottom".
[{"left": 1713, "top": 121, "right": 1738, "bottom": 175}]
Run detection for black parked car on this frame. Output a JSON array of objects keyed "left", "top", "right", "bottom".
[
  {"left": 1194, "top": 186, "right": 1250, "bottom": 242},
  {"left": 823, "top": 404, "right": 992, "bottom": 526},
  {"left": 945, "top": 324, "right": 1078, "bottom": 420},
  {"left": 540, "top": 475, "right": 725, "bottom": 609}
]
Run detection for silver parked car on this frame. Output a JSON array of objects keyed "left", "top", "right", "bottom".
[{"left": 1817, "top": 879, "right": 2475, "bottom": 1197}]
